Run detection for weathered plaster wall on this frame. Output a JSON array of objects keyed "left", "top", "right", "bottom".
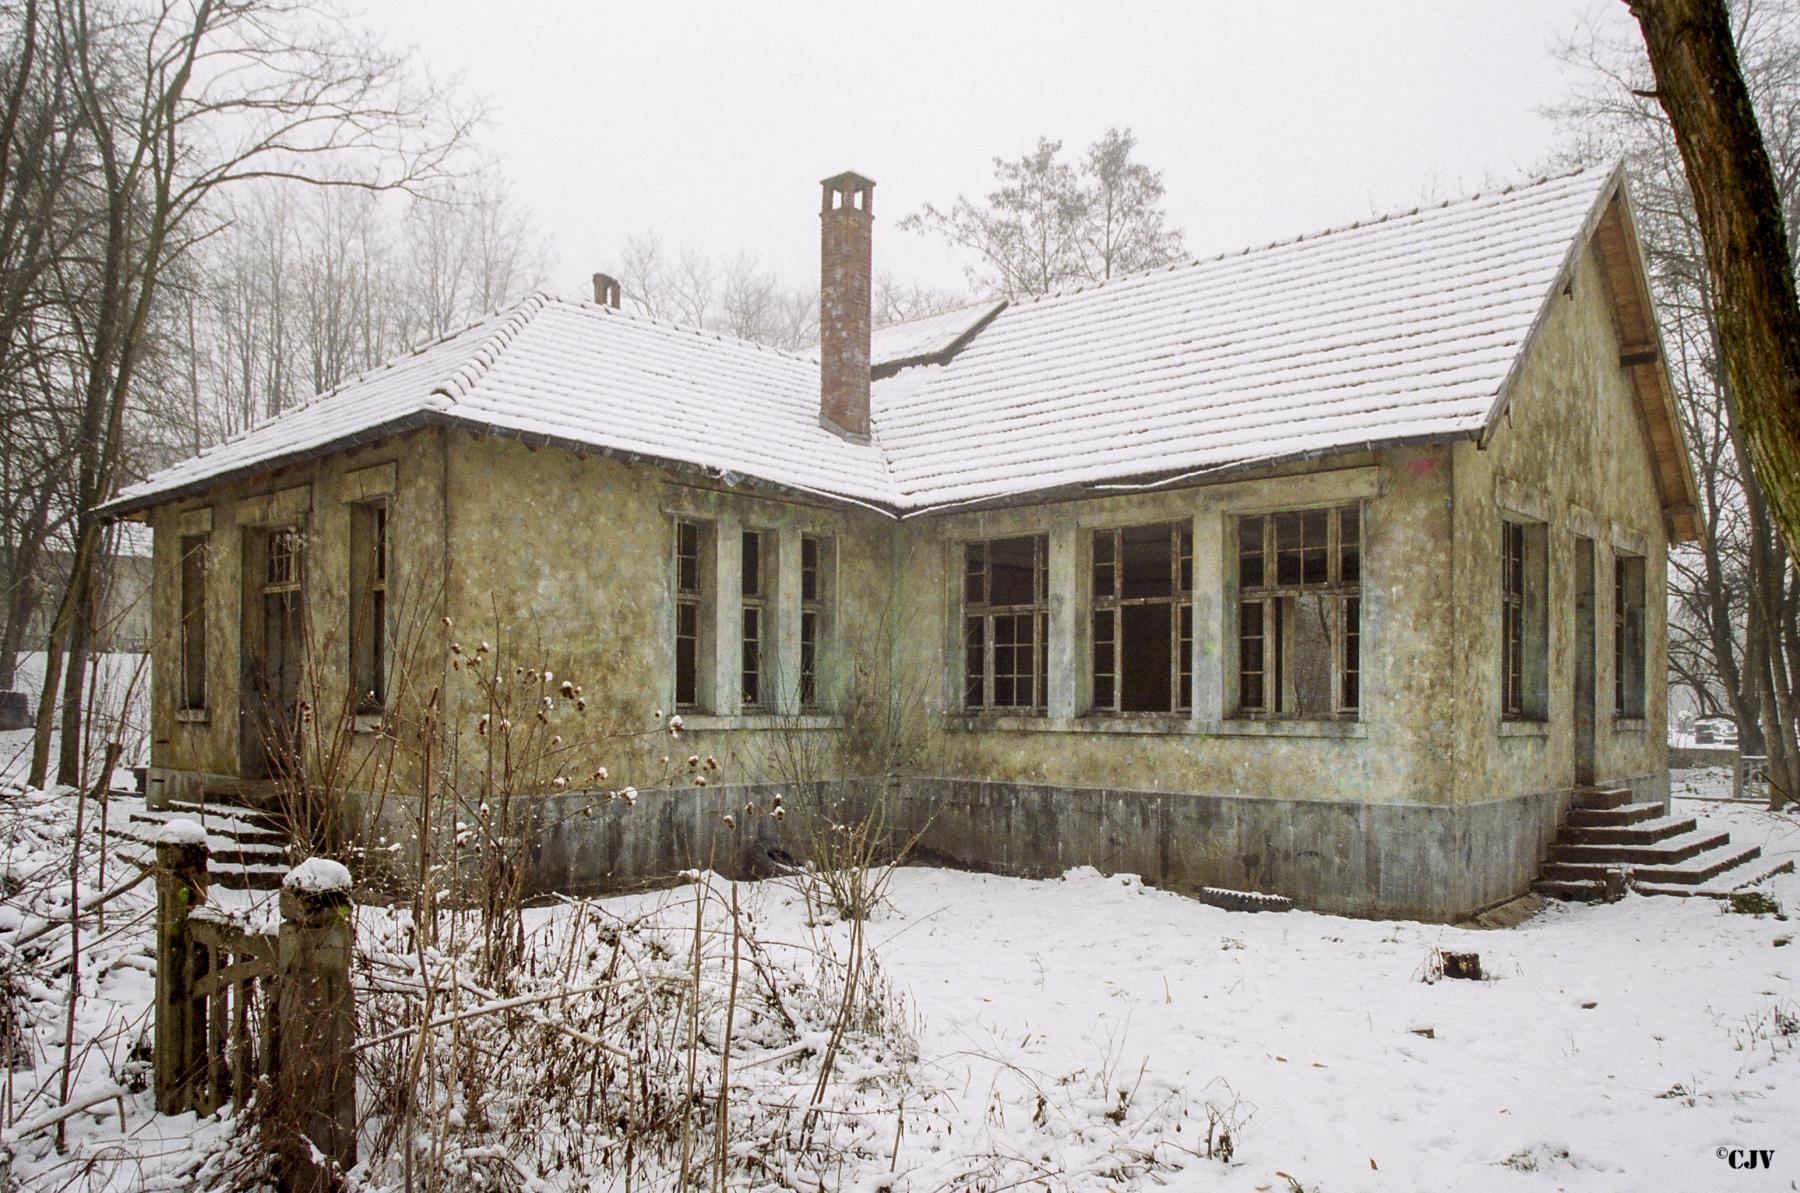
[
  {"left": 436, "top": 434, "right": 898, "bottom": 795},
  {"left": 146, "top": 429, "right": 448, "bottom": 804},
  {"left": 888, "top": 449, "right": 1459, "bottom": 807},
  {"left": 1450, "top": 238, "right": 1671, "bottom": 810}
]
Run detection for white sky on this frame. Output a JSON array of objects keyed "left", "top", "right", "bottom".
[{"left": 362, "top": 0, "right": 1631, "bottom": 302}]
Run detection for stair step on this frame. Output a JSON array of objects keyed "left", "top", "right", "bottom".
[
  {"left": 1573, "top": 786, "right": 1637, "bottom": 810},
  {"left": 1549, "top": 829, "right": 1728, "bottom": 868},
  {"left": 1631, "top": 841, "right": 1766, "bottom": 886},
  {"left": 1635, "top": 857, "right": 1795, "bottom": 898},
  {"left": 114, "top": 842, "right": 286, "bottom": 890},
  {"left": 1566, "top": 802, "right": 1665, "bottom": 828},
  {"left": 1561, "top": 816, "right": 1696, "bottom": 845},
  {"left": 162, "top": 798, "right": 286, "bottom": 833},
  {"left": 130, "top": 806, "right": 287, "bottom": 845}
]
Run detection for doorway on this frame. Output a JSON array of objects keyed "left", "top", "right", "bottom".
[
  {"left": 240, "top": 526, "right": 305, "bottom": 780},
  {"left": 1573, "top": 535, "right": 1596, "bottom": 787}
]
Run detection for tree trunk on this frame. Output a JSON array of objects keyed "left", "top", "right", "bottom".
[{"left": 1627, "top": 0, "right": 1800, "bottom": 561}]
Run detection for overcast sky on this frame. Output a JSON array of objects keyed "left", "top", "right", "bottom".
[{"left": 362, "top": 1, "right": 1632, "bottom": 303}]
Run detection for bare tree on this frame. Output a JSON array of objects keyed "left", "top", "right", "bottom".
[
  {"left": 900, "top": 128, "right": 1186, "bottom": 299},
  {"left": 1552, "top": 0, "right": 1800, "bottom": 804},
  {"left": 23, "top": 0, "right": 474, "bottom": 788}
]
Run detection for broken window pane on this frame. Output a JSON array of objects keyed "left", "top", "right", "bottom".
[
  {"left": 1120, "top": 523, "right": 1174, "bottom": 599},
  {"left": 1283, "top": 592, "right": 1334, "bottom": 717},
  {"left": 1238, "top": 516, "right": 1265, "bottom": 588},
  {"left": 988, "top": 536, "right": 1038, "bottom": 605}
]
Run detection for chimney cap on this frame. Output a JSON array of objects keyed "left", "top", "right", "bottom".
[{"left": 820, "top": 170, "right": 876, "bottom": 191}]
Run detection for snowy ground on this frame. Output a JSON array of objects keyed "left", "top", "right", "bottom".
[
  {"left": 4, "top": 786, "right": 1799, "bottom": 1191},
  {"left": 0, "top": 652, "right": 149, "bottom": 790}
]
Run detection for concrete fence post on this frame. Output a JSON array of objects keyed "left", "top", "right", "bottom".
[
  {"left": 153, "top": 823, "right": 209, "bottom": 1115},
  {"left": 274, "top": 859, "right": 357, "bottom": 1192}
]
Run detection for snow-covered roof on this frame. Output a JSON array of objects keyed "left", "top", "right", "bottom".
[{"left": 104, "top": 164, "right": 1680, "bottom": 522}]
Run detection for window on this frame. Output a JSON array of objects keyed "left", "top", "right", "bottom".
[
  {"left": 963, "top": 535, "right": 1049, "bottom": 712},
  {"left": 349, "top": 502, "right": 388, "bottom": 713},
  {"left": 178, "top": 535, "right": 208, "bottom": 711},
  {"left": 1236, "top": 506, "right": 1361, "bottom": 719},
  {"left": 1091, "top": 522, "right": 1193, "bottom": 714},
  {"left": 1500, "top": 518, "right": 1549, "bottom": 720},
  {"left": 674, "top": 520, "right": 715, "bottom": 710},
  {"left": 1614, "top": 553, "right": 1646, "bottom": 718},
  {"left": 740, "top": 530, "right": 771, "bottom": 708},
  {"left": 800, "top": 535, "right": 834, "bottom": 709}
]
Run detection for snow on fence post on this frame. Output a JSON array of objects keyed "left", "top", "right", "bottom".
[
  {"left": 274, "top": 858, "right": 357, "bottom": 1191},
  {"left": 153, "top": 821, "right": 209, "bottom": 1114}
]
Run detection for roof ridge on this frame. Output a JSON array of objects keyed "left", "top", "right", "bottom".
[
  {"left": 1018, "top": 162, "right": 1613, "bottom": 308},
  {"left": 430, "top": 293, "right": 552, "bottom": 403},
  {"left": 558, "top": 292, "right": 824, "bottom": 365}
]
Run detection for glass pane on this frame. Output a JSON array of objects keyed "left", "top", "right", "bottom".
[
  {"left": 1285, "top": 592, "right": 1334, "bottom": 716},
  {"left": 1120, "top": 603, "right": 1173, "bottom": 712},
  {"left": 1301, "top": 509, "right": 1330, "bottom": 584},
  {"left": 802, "top": 536, "right": 819, "bottom": 602},
  {"left": 964, "top": 543, "right": 985, "bottom": 604},
  {"left": 741, "top": 532, "right": 761, "bottom": 597},
  {"left": 1093, "top": 532, "right": 1116, "bottom": 598},
  {"left": 1238, "top": 516, "right": 1264, "bottom": 588},
  {"left": 1179, "top": 528, "right": 1193, "bottom": 593},
  {"left": 678, "top": 523, "right": 700, "bottom": 593},
  {"left": 1338, "top": 506, "right": 1360, "bottom": 583},
  {"left": 988, "top": 536, "right": 1037, "bottom": 605},
  {"left": 964, "top": 616, "right": 985, "bottom": 708},
  {"left": 1120, "top": 523, "right": 1174, "bottom": 599},
  {"left": 1342, "top": 595, "right": 1360, "bottom": 711}
]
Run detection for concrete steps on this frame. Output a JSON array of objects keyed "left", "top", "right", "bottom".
[
  {"left": 1533, "top": 786, "right": 1790, "bottom": 902},
  {"left": 118, "top": 798, "right": 292, "bottom": 891}
]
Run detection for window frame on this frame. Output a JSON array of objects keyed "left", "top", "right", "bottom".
[
  {"left": 349, "top": 500, "right": 389, "bottom": 715},
  {"left": 1088, "top": 521, "right": 1194, "bottom": 716},
  {"left": 1499, "top": 516, "right": 1549, "bottom": 722},
  {"left": 740, "top": 528, "right": 771, "bottom": 710},
  {"left": 799, "top": 534, "right": 834, "bottom": 710},
  {"left": 1233, "top": 504, "right": 1363, "bottom": 721},
  {"left": 961, "top": 534, "right": 1050, "bottom": 714},
  {"left": 178, "top": 533, "right": 208, "bottom": 712},
  {"left": 673, "top": 519, "right": 715, "bottom": 712},
  {"left": 1613, "top": 552, "right": 1646, "bottom": 719}
]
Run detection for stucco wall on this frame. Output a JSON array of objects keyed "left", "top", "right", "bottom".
[
  {"left": 1449, "top": 238, "right": 1671, "bottom": 811},
  {"left": 146, "top": 429, "right": 449, "bottom": 802}
]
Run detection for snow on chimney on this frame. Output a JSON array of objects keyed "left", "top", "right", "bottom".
[
  {"left": 591, "top": 272, "right": 621, "bottom": 309},
  {"left": 819, "top": 172, "right": 874, "bottom": 439}
]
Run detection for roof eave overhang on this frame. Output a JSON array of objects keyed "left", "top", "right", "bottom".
[
  {"left": 94, "top": 411, "right": 905, "bottom": 523},
  {"left": 1476, "top": 164, "right": 1703, "bottom": 544}
]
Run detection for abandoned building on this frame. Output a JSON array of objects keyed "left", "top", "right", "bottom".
[{"left": 101, "top": 162, "right": 1747, "bottom": 920}]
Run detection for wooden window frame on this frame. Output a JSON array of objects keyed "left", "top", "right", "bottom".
[
  {"left": 349, "top": 501, "right": 389, "bottom": 715},
  {"left": 179, "top": 534, "right": 209, "bottom": 712},
  {"left": 961, "top": 535, "right": 1050, "bottom": 714},
  {"left": 800, "top": 534, "right": 833, "bottom": 710},
  {"left": 740, "top": 529, "right": 770, "bottom": 709},
  {"left": 1234, "top": 505, "right": 1362, "bottom": 721},
  {"left": 673, "top": 519, "right": 715, "bottom": 712},
  {"left": 1614, "top": 552, "right": 1646, "bottom": 718},
  {"left": 1089, "top": 522, "right": 1193, "bottom": 715},
  {"left": 1500, "top": 516, "right": 1549, "bottom": 722}
]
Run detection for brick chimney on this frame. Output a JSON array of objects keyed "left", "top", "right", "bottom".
[
  {"left": 591, "top": 272, "right": 621, "bottom": 308},
  {"left": 819, "top": 172, "right": 874, "bottom": 438}
]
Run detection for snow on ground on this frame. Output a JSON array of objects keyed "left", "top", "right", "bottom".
[
  {"left": 4, "top": 785, "right": 1799, "bottom": 1191},
  {"left": 1, "top": 652, "right": 149, "bottom": 791}
]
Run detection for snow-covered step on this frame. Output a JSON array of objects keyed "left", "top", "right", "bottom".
[
  {"left": 1548, "top": 828, "right": 1729, "bottom": 869},
  {"left": 1629, "top": 841, "right": 1767, "bottom": 886},
  {"left": 1565, "top": 801, "right": 1666, "bottom": 829},
  {"left": 1572, "top": 786, "right": 1636, "bottom": 811},
  {"left": 1634, "top": 856, "right": 1795, "bottom": 898},
  {"left": 1561, "top": 815, "right": 1695, "bottom": 846}
]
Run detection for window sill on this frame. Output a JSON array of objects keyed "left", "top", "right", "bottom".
[
  {"left": 1497, "top": 720, "right": 1550, "bottom": 738},
  {"left": 1612, "top": 717, "right": 1648, "bottom": 733},
  {"left": 352, "top": 713, "right": 388, "bottom": 735},
  {"left": 175, "top": 708, "right": 209, "bottom": 725},
  {"left": 943, "top": 715, "right": 1366, "bottom": 739},
  {"left": 678, "top": 713, "right": 844, "bottom": 732}
]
